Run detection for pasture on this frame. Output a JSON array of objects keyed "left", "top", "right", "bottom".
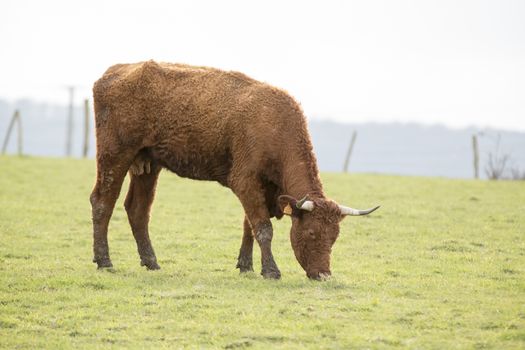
[{"left": 0, "top": 156, "right": 524, "bottom": 349}]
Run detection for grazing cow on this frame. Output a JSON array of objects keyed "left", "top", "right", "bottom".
[{"left": 90, "top": 60, "right": 379, "bottom": 280}]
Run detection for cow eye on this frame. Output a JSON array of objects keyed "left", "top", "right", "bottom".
[{"left": 306, "top": 229, "right": 316, "bottom": 240}]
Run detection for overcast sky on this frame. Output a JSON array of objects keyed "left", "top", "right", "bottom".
[{"left": 1, "top": 0, "right": 524, "bottom": 130}]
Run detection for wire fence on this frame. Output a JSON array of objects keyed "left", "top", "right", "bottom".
[{"left": 1, "top": 98, "right": 524, "bottom": 180}]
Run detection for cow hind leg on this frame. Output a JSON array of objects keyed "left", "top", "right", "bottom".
[
  {"left": 236, "top": 217, "right": 254, "bottom": 273},
  {"left": 90, "top": 151, "right": 136, "bottom": 269},
  {"left": 124, "top": 157, "right": 161, "bottom": 270}
]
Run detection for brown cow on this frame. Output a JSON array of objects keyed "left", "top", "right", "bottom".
[{"left": 90, "top": 60, "right": 379, "bottom": 280}]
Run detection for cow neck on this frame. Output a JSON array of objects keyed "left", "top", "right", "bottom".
[{"left": 281, "top": 155, "right": 325, "bottom": 201}]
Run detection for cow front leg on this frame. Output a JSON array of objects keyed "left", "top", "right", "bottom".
[
  {"left": 231, "top": 173, "right": 281, "bottom": 279},
  {"left": 252, "top": 219, "right": 281, "bottom": 279},
  {"left": 124, "top": 159, "right": 161, "bottom": 270},
  {"left": 236, "top": 217, "right": 254, "bottom": 273}
]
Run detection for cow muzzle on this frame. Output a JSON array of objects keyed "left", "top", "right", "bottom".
[{"left": 307, "top": 271, "right": 332, "bottom": 281}]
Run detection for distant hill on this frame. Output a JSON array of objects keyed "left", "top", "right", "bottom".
[
  {"left": 308, "top": 120, "right": 525, "bottom": 179},
  {"left": 1, "top": 99, "right": 524, "bottom": 179}
]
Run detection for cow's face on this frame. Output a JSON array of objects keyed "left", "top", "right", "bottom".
[{"left": 279, "top": 196, "right": 344, "bottom": 280}]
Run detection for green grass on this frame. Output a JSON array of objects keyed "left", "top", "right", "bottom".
[{"left": 0, "top": 156, "right": 524, "bottom": 349}]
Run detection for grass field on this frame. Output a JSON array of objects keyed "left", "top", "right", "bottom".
[{"left": 0, "top": 156, "right": 524, "bottom": 349}]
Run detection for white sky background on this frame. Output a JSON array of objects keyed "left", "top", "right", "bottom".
[{"left": 1, "top": 0, "right": 524, "bottom": 131}]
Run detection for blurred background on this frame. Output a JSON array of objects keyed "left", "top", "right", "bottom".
[{"left": 1, "top": 0, "right": 524, "bottom": 179}]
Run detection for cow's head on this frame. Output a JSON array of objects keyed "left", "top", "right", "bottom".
[{"left": 278, "top": 195, "right": 379, "bottom": 280}]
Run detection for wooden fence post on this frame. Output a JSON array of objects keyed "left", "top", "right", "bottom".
[
  {"left": 17, "top": 110, "right": 22, "bottom": 155},
  {"left": 472, "top": 134, "right": 479, "bottom": 179},
  {"left": 2, "top": 110, "right": 22, "bottom": 156},
  {"left": 343, "top": 130, "right": 358, "bottom": 173},
  {"left": 83, "top": 99, "right": 90, "bottom": 158}
]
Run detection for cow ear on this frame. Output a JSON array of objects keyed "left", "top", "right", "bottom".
[{"left": 278, "top": 195, "right": 297, "bottom": 216}]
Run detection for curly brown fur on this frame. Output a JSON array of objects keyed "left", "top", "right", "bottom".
[{"left": 90, "top": 60, "right": 345, "bottom": 279}]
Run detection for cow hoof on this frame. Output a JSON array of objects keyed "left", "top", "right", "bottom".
[
  {"left": 261, "top": 270, "right": 281, "bottom": 280},
  {"left": 236, "top": 257, "right": 253, "bottom": 273},
  {"left": 141, "top": 259, "right": 161, "bottom": 270},
  {"left": 96, "top": 261, "right": 113, "bottom": 269},
  {"left": 146, "top": 263, "right": 161, "bottom": 270},
  {"left": 238, "top": 266, "right": 254, "bottom": 273}
]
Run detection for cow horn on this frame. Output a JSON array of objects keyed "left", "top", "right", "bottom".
[
  {"left": 339, "top": 205, "right": 380, "bottom": 216},
  {"left": 296, "top": 196, "right": 315, "bottom": 212}
]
